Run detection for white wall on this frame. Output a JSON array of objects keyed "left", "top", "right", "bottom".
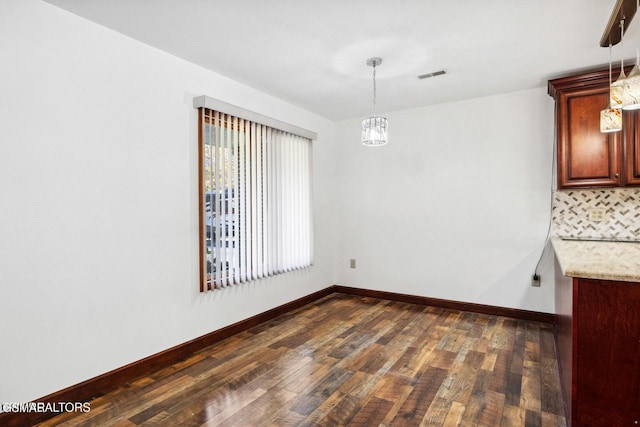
[
  {"left": 0, "top": 0, "right": 335, "bottom": 403},
  {"left": 333, "top": 89, "right": 555, "bottom": 312},
  {"left": 0, "top": 0, "right": 557, "bottom": 406}
]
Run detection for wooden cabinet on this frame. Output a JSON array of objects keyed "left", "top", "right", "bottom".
[
  {"left": 554, "top": 258, "right": 640, "bottom": 426},
  {"left": 549, "top": 68, "right": 640, "bottom": 188},
  {"left": 554, "top": 85, "right": 621, "bottom": 188},
  {"left": 624, "top": 111, "right": 640, "bottom": 185}
]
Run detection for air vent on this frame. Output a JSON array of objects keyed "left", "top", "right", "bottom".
[{"left": 418, "top": 70, "right": 447, "bottom": 80}]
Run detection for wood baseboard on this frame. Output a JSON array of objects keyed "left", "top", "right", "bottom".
[
  {"left": 1, "top": 285, "right": 554, "bottom": 426},
  {"left": 333, "top": 285, "right": 556, "bottom": 324}
]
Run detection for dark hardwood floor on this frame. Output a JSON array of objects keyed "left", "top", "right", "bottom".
[{"left": 37, "top": 294, "right": 566, "bottom": 426}]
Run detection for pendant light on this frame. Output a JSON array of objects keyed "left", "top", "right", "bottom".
[
  {"left": 601, "top": 43, "right": 623, "bottom": 133},
  {"left": 624, "top": 0, "right": 640, "bottom": 109},
  {"left": 361, "top": 57, "right": 388, "bottom": 146},
  {"left": 623, "top": 48, "right": 640, "bottom": 109},
  {"left": 610, "top": 19, "right": 627, "bottom": 109}
]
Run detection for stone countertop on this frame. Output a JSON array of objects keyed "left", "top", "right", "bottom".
[{"left": 551, "top": 237, "right": 640, "bottom": 282}]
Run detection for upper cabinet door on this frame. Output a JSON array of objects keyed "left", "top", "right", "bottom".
[
  {"left": 556, "top": 86, "right": 621, "bottom": 188},
  {"left": 624, "top": 111, "right": 640, "bottom": 185}
]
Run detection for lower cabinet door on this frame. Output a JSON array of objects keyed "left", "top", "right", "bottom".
[{"left": 574, "top": 278, "right": 640, "bottom": 426}]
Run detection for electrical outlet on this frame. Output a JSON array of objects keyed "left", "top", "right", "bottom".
[
  {"left": 588, "top": 208, "right": 607, "bottom": 222},
  {"left": 531, "top": 274, "right": 541, "bottom": 287},
  {"left": 349, "top": 259, "right": 356, "bottom": 269}
]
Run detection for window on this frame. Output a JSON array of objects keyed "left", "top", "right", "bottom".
[{"left": 196, "top": 97, "right": 315, "bottom": 291}]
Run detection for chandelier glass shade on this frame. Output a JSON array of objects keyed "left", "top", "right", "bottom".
[{"left": 361, "top": 116, "right": 388, "bottom": 146}]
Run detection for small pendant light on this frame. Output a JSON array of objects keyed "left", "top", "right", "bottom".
[
  {"left": 601, "top": 43, "right": 623, "bottom": 133},
  {"left": 361, "top": 57, "right": 388, "bottom": 146},
  {"left": 623, "top": 48, "right": 640, "bottom": 109},
  {"left": 610, "top": 19, "right": 627, "bottom": 109},
  {"left": 624, "top": 0, "right": 640, "bottom": 109}
]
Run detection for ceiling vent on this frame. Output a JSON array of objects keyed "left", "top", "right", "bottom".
[{"left": 418, "top": 70, "right": 447, "bottom": 80}]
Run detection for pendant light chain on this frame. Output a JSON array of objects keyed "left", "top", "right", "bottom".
[
  {"left": 609, "top": 42, "right": 616, "bottom": 100},
  {"left": 621, "top": 19, "right": 625, "bottom": 70},
  {"left": 372, "top": 61, "right": 377, "bottom": 117}
]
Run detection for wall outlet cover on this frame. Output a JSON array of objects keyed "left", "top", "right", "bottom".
[{"left": 588, "top": 208, "right": 607, "bottom": 222}]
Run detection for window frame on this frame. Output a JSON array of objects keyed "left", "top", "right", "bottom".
[{"left": 195, "top": 96, "right": 316, "bottom": 292}]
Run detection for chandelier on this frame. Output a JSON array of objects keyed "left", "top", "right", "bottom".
[{"left": 361, "top": 57, "right": 388, "bottom": 146}]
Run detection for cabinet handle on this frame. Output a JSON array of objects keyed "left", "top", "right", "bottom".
[{"left": 615, "top": 173, "right": 620, "bottom": 178}]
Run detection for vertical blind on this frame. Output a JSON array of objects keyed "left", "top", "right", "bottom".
[{"left": 198, "top": 106, "right": 313, "bottom": 291}]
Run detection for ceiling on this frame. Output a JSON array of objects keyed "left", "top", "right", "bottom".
[{"left": 45, "top": 0, "right": 640, "bottom": 121}]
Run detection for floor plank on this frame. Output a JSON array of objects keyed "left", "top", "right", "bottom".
[{"left": 36, "top": 294, "right": 566, "bottom": 426}]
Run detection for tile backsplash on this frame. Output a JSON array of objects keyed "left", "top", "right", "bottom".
[{"left": 552, "top": 188, "right": 640, "bottom": 241}]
